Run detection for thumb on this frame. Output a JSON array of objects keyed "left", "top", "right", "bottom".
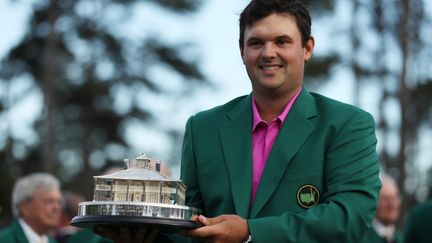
[
  {"left": 197, "top": 215, "right": 211, "bottom": 226},
  {"left": 198, "top": 215, "right": 224, "bottom": 226}
]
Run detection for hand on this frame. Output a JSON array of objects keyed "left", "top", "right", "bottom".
[
  {"left": 94, "top": 225, "right": 159, "bottom": 243},
  {"left": 183, "top": 214, "right": 249, "bottom": 243}
]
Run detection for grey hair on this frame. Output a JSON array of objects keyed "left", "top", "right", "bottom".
[{"left": 12, "top": 172, "right": 60, "bottom": 217}]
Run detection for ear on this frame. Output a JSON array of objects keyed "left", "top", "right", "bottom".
[
  {"left": 240, "top": 45, "right": 246, "bottom": 64},
  {"left": 19, "top": 202, "right": 30, "bottom": 218},
  {"left": 304, "top": 36, "right": 315, "bottom": 62}
]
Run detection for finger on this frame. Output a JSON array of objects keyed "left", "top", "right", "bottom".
[
  {"left": 198, "top": 215, "right": 225, "bottom": 226},
  {"left": 198, "top": 215, "right": 211, "bottom": 226},
  {"left": 183, "top": 215, "right": 223, "bottom": 238},
  {"left": 182, "top": 215, "right": 227, "bottom": 238},
  {"left": 182, "top": 224, "right": 215, "bottom": 238}
]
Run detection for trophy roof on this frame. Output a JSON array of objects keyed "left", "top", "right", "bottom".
[
  {"left": 93, "top": 153, "right": 184, "bottom": 187},
  {"left": 94, "top": 166, "right": 180, "bottom": 182}
]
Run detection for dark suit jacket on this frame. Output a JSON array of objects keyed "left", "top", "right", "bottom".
[
  {"left": 180, "top": 87, "right": 381, "bottom": 242},
  {"left": 403, "top": 201, "right": 432, "bottom": 243},
  {"left": 64, "top": 229, "right": 112, "bottom": 243},
  {"left": 0, "top": 220, "right": 57, "bottom": 243}
]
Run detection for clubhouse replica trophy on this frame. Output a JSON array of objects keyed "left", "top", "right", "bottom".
[{"left": 71, "top": 153, "right": 201, "bottom": 232}]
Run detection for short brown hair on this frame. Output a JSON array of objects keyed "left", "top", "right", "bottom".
[{"left": 239, "top": 0, "right": 312, "bottom": 49}]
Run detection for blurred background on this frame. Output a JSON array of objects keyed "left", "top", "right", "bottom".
[{"left": 0, "top": 0, "right": 431, "bottom": 230}]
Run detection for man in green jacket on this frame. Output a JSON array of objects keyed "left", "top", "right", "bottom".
[
  {"left": 0, "top": 172, "right": 62, "bottom": 243},
  {"left": 181, "top": 0, "right": 381, "bottom": 242},
  {"left": 96, "top": 0, "right": 381, "bottom": 242}
]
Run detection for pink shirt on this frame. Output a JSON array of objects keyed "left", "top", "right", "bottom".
[{"left": 251, "top": 87, "right": 302, "bottom": 203}]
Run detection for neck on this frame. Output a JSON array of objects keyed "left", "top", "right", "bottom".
[
  {"left": 253, "top": 87, "right": 300, "bottom": 122},
  {"left": 23, "top": 218, "right": 48, "bottom": 236},
  {"left": 254, "top": 97, "right": 287, "bottom": 122}
]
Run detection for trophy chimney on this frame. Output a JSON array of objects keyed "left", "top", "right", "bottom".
[
  {"left": 123, "top": 158, "right": 130, "bottom": 169},
  {"left": 155, "top": 160, "right": 161, "bottom": 172}
]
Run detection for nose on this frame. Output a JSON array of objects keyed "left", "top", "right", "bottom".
[{"left": 261, "top": 43, "right": 276, "bottom": 59}]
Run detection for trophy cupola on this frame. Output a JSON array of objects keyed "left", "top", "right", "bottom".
[{"left": 136, "top": 153, "right": 151, "bottom": 169}]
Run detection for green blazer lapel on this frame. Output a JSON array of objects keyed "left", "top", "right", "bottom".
[
  {"left": 12, "top": 220, "right": 29, "bottom": 243},
  {"left": 250, "top": 88, "right": 318, "bottom": 218},
  {"left": 220, "top": 94, "right": 253, "bottom": 218}
]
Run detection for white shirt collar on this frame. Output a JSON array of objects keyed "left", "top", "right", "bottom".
[
  {"left": 18, "top": 218, "right": 49, "bottom": 243},
  {"left": 372, "top": 218, "right": 395, "bottom": 241}
]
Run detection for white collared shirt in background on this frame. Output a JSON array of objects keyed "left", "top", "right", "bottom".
[
  {"left": 18, "top": 218, "right": 49, "bottom": 243},
  {"left": 372, "top": 218, "right": 395, "bottom": 242}
]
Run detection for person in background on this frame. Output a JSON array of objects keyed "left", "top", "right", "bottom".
[
  {"left": 360, "top": 173, "right": 402, "bottom": 243},
  {"left": 403, "top": 200, "right": 432, "bottom": 243},
  {"left": 0, "top": 172, "right": 62, "bottom": 243}
]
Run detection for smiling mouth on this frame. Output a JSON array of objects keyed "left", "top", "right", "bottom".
[{"left": 259, "top": 64, "right": 282, "bottom": 71}]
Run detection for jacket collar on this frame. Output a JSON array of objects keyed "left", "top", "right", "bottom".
[{"left": 10, "top": 220, "right": 30, "bottom": 243}]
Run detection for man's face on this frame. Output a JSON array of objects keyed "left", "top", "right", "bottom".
[
  {"left": 20, "top": 188, "right": 62, "bottom": 234},
  {"left": 376, "top": 181, "right": 401, "bottom": 225},
  {"left": 241, "top": 13, "right": 314, "bottom": 98}
]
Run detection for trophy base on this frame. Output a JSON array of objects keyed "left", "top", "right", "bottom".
[{"left": 71, "top": 215, "right": 201, "bottom": 233}]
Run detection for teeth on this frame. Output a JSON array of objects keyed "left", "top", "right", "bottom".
[{"left": 261, "top": 65, "right": 279, "bottom": 70}]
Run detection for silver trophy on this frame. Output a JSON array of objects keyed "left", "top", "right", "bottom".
[{"left": 71, "top": 153, "right": 201, "bottom": 232}]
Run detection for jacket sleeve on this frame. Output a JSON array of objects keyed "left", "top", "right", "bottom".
[
  {"left": 180, "top": 116, "right": 205, "bottom": 211},
  {"left": 247, "top": 111, "right": 381, "bottom": 243},
  {"left": 164, "top": 116, "right": 203, "bottom": 243}
]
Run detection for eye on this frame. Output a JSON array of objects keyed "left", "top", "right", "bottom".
[
  {"left": 247, "top": 39, "right": 263, "bottom": 48},
  {"left": 276, "top": 38, "right": 290, "bottom": 46}
]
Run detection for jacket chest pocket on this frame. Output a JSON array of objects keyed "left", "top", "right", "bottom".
[{"left": 271, "top": 165, "right": 324, "bottom": 213}]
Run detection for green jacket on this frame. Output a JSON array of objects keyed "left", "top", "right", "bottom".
[
  {"left": 0, "top": 220, "right": 57, "bottom": 243},
  {"left": 179, "top": 87, "right": 381, "bottom": 243}
]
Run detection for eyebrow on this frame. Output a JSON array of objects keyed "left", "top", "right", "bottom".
[
  {"left": 276, "top": 35, "right": 293, "bottom": 40},
  {"left": 246, "top": 34, "right": 294, "bottom": 43},
  {"left": 246, "top": 37, "right": 262, "bottom": 44}
]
